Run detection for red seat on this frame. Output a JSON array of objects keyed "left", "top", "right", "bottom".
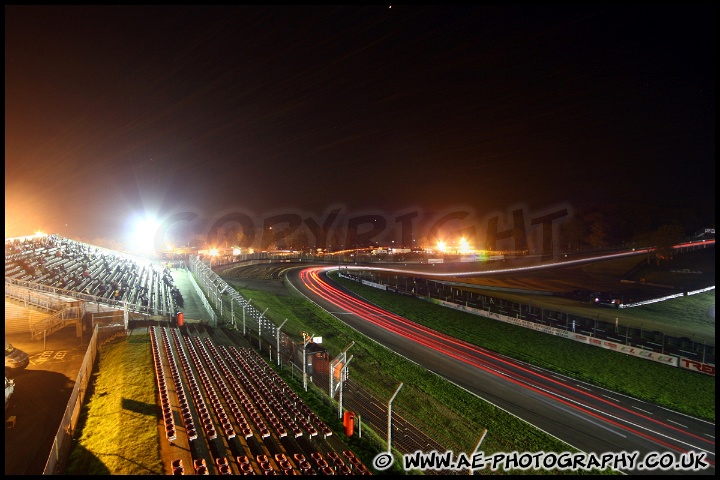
[
  {"left": 299, "top": 462, "right": 313, "bottom": 474},
  {"left": 259, "top": 461, "right": 274, "bottom": 474}
]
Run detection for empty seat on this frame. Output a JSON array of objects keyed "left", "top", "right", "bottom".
[
  {"left": 298, "top": 461, "right": 313, "bottom": 474},
  {"left": 193, "top": 458, "right": 209, "bottom": 475},
  {"left": 259, "top": 461, "right": 273, "bottom": 475}
]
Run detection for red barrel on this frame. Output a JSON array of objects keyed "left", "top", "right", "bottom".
[
  {"left": 343, "top": 411, "right": 355, "bottom": 437},
  {"left": 177, "top": 312, "right": 184, "bottom": 327}
]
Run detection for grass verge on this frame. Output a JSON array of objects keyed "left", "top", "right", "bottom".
[{"left": 65, "top": 333, "right": 163, "bottom": 475}]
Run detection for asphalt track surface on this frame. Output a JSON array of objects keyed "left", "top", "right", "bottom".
[{"left": 288, "top": 265, "right": 716, "bottom": 475}]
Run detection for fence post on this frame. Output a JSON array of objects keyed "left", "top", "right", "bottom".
[
  {"left": 303, "top": 333, "right": 314, "bottom": 391},
  {"left": 276, "top": 319, "right": 288, "bottom": 366},
  {"left": 468, "top": 429, "right": 488, "bottom": 475},
  {"left": 387, "top": 383, "right": 403, "bottom": 453}
]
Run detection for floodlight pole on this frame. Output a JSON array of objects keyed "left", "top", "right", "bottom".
[{"left": 387, "top": 383, "right": 403, "bottom": 453}]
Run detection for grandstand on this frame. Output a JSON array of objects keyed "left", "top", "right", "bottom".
[
  {"left": 5, "top": 234, "right": 183, "bottom": 323},
  {"left": 5, "top": 233, "right": 371, "bottom": 475}
]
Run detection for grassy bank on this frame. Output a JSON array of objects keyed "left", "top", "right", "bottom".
[{"left": 65, "top": 334, "right": 163, "bottom": 475}]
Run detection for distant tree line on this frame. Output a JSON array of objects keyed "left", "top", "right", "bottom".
[{"left": 558, "top": 202, "right": 712, "bottom": 259}]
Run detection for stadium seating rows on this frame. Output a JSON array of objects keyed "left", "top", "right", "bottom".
[
  {"left": 148, "top": 325, "right": 371, "bottom": 475},
  {"left": 5, "top": 235, "right": 182, "bottom": 317}
]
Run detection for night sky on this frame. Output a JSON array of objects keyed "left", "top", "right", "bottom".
[{"left": 5, "top": 5, "right": 715, "bottom": 249}]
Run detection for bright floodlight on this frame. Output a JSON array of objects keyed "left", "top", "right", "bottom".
[
  {"left": 459, "top": 237, "right": 471, "bottom": 254},
  {"left": 437, "top": 240, "right": 447, "bottom": 253},
  {"left": 129, "top": 215, "right": 160, "bottom": 255}
]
